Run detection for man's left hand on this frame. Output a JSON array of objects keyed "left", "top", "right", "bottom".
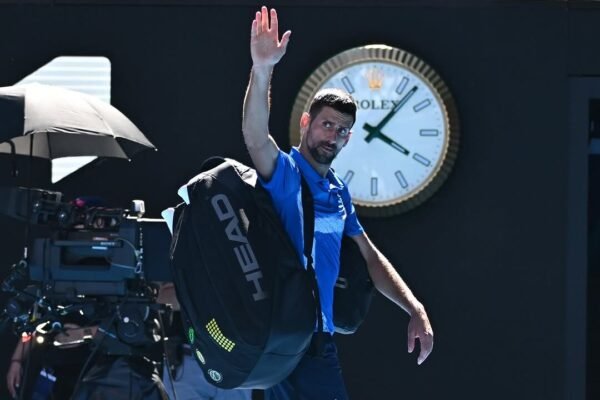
[{"left": 407, "top": 305, "right": 434, "bottom": 365}]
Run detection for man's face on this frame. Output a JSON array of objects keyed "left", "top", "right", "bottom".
[{"left": 302, "top": 106, "right": 354, "bottom": 165}]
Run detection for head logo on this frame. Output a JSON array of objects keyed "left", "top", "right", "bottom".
[
  {"left": 208, "top": 369, "right": 223, "bottom": 383},
  {"left": 211, "top": 194, "right": 269, "bottom": 301}
]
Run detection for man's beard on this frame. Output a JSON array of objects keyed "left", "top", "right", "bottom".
[{"left": 308, "top": 141, "right": 338, "bottom": 165}]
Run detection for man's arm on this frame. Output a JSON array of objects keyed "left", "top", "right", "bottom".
[
  {"left": 352, "top": 232, "right": 434, "bottom": 365},
  {"left": 6, "top": 337, "right": 30, "bottom": 398},
  {"left": 242, "top": 6, "right": 291, "bottom": 181}
]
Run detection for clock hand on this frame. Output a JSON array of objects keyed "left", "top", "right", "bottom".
[
  {"left": 376, "top": 85, "right": 418, "bottom": 129},
  {"left": 363, "top": 124, "right": 410, "bottom": 155},
  {"left": 363, "top": 86, "right": 418, "bottom": 144},
  {"left": 368, "top": 130, "right": 410, "bottom": 156}
]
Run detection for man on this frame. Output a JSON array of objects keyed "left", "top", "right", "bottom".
[{"left": 242, "top": 6, "right": 434, "bottom": 400}]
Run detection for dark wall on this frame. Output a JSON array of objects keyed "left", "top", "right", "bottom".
[{"left": 0, "top": 2, "right": 596, "bottom": 399}]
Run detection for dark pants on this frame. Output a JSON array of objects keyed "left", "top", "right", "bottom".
[{"left": 265, "top": 333, "right": 349, "bottom": 400}]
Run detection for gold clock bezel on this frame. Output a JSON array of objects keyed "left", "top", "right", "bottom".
[{"left": 289, "top": 44, "right": 460, "bottom": 217}]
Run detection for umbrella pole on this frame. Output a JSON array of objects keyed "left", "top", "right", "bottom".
[
  {"left": 22, "top": 134, "right": 34, "bottom": 260},
  {"left": 7, "top": 139, "right": 18, "bottom": 178},
  {"left": 16, "top": 134, "right": 34, "bottom": 400}
]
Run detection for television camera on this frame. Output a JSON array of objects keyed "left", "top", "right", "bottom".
[{"left": 0, "top": 186, "right": 172, "bottom": 356}]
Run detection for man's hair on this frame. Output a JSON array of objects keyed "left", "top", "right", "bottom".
[{"left": 308, "top": 88, "right": 357, "bottom": 126}]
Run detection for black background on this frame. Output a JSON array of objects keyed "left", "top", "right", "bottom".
[{"left": 0, "top": 1, "right": 597, "bottom": 399}]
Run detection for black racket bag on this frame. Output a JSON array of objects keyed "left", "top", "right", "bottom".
[{"left": 168, "top": 158, "right": 316, "bottom": 389}]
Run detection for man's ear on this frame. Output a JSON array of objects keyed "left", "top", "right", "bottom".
[{"left": 300, "top": 112, "right": 311, "bottom": 133}]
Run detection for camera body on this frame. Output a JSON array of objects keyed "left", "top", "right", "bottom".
[
  {"left": 28, "top": 216, "right": 170, "bottom": 297},
  {"left": 1, "top": 187, "right": 173, "bottom": 355}
]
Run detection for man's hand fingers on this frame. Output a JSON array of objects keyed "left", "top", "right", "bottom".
[
  {"left": 407, "top": 331, "right": 415, "bottom": 353},
  {"left": 418, "top": 350, "right": 431, "bottom": 365},
  {"left": 250, "top": 6, "right": 290, "bottom": 66},
  {"left": 255, "top": 11, "right": 262, "bottom": 34},
  {"left": 416, "top": 331, "right": 434, "bottom": 365},
  {"left": 261, "top": 6, "right": 269, "bottom": 32},
  {"left": 270, "top": 8, "right": 278, "bottom": 34},
  {"left": 417, "top": 337, "right": 433, "bottom": 365},
  {"left": 280, "top": 30, "right": 291, "bottom": 49}
]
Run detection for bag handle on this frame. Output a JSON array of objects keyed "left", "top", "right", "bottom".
[{"left": 300, "top": 176, "right": 323, "bottom": 334}]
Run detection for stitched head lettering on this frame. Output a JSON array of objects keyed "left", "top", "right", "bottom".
[{"left": 210, "top": 194, "right": 268, "bottom": 301}]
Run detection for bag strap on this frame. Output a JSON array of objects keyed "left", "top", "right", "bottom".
[{"left": 300, "top": 175, "right": 324, "bottom": 334}]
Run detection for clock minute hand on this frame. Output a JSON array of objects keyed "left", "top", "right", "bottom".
[
  {"left": 363, "top": 85, "right": 418, "bottom": 155},
  {"left": 376, "top": 85, "right": 418, "bottom": 130},
  {"left": 363, "top": 86, "right": 419, "bottom": 145}
]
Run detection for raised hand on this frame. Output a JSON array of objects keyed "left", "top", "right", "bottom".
[{"left": 250, "top": 6, "right": 291, "bottom": 67}]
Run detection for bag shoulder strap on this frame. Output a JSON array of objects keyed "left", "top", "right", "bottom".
[{"left": 300, "top": 175, "right": 323, "bottom": 334}]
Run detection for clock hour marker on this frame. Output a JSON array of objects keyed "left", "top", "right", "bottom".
[
  {"left": 395, "top": 171, "right": 408, "bottom": 189},
  {"left": 413, "top": 99, "right": 431, "bottom": 113},
  {"left": 371, "top": 177, "right": 378, "bottom": 196},
  {"left": 413, "top": 153, "right": 431, "bottom": 167},
  {"left": 396, "top": 77, "right": 409, "bottom": 95},
  {"left": 343, "top": 170, "right": 355, "bottom": 185},
  {"left": 341, "top": 76, "right": 355, "bottom": 94},
  {"left": 420, "top": 129, "right": 439, "bottom": 137}
]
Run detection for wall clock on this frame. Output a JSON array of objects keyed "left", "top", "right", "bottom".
[{"left": 290, "top": 44, "right": 460, "bottom": 217}]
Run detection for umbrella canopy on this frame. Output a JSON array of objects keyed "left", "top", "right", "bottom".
[{"left": 0, "top": 83, "right": 155, "bottom": 160}]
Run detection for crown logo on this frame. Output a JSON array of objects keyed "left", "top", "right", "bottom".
[{"left": 366, "top": 67, "right": 384, "bottom": 90}]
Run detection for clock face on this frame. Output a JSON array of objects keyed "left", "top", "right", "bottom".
[{"left": 290, "top": 45, "right": 459, "bottom": 216}]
